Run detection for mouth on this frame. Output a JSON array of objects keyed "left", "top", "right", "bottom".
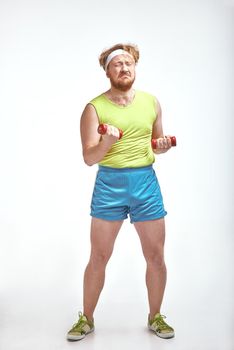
[{"left": 119, "top": 74, "right": 131, "bottom": 78}]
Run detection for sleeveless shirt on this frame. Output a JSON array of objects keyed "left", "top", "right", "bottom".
[{"left": 89, "top": 90, "right": 157, "bottom": 168}]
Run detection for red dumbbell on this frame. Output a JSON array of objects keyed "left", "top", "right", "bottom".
[
  {"left": 97, "top": 123, "right": 123, "bottom": 139},
  {"left": 151, "top": 136, "right": 177, "bottom": 149}
]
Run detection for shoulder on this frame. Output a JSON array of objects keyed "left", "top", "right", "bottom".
[
  {"left": 136, "top": 90, "right": 161, "bottom": 118},
  {"left": 136, "top": 90, "right": 159, "bottom": 107},
  {"left": 89, "top": 93, "right": 105, "bottom": 106},
  {"left": 136, "top": 90, "right": 158, "bottom": 103}
]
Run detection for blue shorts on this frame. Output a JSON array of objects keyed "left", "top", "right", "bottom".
[{"left": 90, "top": 165, "right": 167, "bottom": 223}]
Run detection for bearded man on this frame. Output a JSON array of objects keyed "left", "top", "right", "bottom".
[{"left": 67, "top": 43, "right": 175, "bottom": 341}]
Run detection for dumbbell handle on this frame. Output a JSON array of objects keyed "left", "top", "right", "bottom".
[
  {"left": 97, "top": 124, "right": 123, "bottom": 139},
  {"left": 151, "top": 136, "right": 177, "bottom": 149}
]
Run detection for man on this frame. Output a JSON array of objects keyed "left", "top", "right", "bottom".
[{"left": 67, "top": 43, "right": 175, "bottom": 341}]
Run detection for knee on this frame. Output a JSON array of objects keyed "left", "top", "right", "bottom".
[
  {"left": 89, "top": 250, "right": 112, "bottom": 269},
  {"left": 145, "top": 251, "right": 165, "bottom": 270}
]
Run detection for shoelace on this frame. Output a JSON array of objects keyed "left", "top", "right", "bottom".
[
  {"left": 72, "top": 312, "right": 88, "bottom": 334},
  {"left": 152, "top": 314, "right": 169, "bottom": 330}
]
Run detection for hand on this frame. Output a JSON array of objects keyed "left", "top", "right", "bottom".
[
  {"left": 153, "top": 136, "right": 172, "bottom": 153},
  {"left": 101, "top": 124, "right": 121, "bottom": 145}
]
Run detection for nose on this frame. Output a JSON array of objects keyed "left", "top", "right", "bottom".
[{"left": 121, "top": 63, "right": 129, "bottom": 72}]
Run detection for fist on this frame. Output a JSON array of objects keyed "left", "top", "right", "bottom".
[
  {"left": 98, "top": 124, "right": 123, "bottom": 140},
  {"left": 151, "top": 136, "right": 176, "bottom": 149}
]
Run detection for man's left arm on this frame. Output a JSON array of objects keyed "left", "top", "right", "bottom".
[{"left": 152, "top": 99, "right": 172, "bottom": 154}]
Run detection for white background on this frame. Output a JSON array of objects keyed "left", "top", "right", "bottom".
[{"left": 0, "top": 0, "right": 233, "bottom": 349}]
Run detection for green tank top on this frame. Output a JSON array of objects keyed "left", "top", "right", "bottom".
[{"left": 90, "top": 90, "right": 157, "bottom": 168}]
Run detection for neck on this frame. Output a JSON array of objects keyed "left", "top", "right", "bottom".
[{"left": 106, "top": 87, "right": 135, "bottom": 106}]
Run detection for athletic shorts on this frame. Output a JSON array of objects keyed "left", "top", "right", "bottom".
[{"left": 90, "top": 165, "right": 167, "bottom": 223}]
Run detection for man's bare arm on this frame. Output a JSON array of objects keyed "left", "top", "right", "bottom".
[
  {"left": 152, "top": 99, "right": 172, "bottom": 154},
  {"left": 80, "top": 104, "right": 119, "bottom": 166}
]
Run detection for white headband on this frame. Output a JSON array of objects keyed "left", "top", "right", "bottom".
[{"left": 104, "top": 49, "right": 133, "bottom": 71}]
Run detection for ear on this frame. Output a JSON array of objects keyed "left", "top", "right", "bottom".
[{"left": 106, "top": 69, "right": 110, "bottom": 78}]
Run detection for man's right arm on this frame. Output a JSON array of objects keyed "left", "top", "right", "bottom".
[{"left": 80, "top": 103, "right": 119, "bottom": 166}]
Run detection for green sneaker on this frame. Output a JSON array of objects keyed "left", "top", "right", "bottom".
[
  {"left": 67, "top": 312, "right": 94, "bottom": 341},
  {"left": 148, "top": 313, "right": 175, "bottom": 339}
]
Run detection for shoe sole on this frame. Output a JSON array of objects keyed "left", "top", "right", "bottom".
[
  {"left": 148, "top": 325, "right": 175, "bottom": 339},
  {"left": 67, "top": 327, "right": 94, "bottom": 341}
]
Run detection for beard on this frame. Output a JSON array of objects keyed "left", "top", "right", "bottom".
[{"left": 110, "top": 75, "right": 135, "bottom": 92}]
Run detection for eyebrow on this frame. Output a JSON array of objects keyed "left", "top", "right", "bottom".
[{"left": 113, "top": 58, "right": 134, "bottom": 64}]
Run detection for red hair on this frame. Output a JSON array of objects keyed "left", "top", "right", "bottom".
[{"left": 99, "top": 43, "right": 140, "bottom": 70}]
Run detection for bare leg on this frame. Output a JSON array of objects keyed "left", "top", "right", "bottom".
[
  {"left": 83, "top": 217, "right": 123, "bottom": 320},
  {"left": 134, "top": 218, "right": 167, "bottom": 319}
]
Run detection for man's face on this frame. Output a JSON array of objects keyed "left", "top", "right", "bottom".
[{"left": 106, "top": 54, "right": 136, "bottom": 91}]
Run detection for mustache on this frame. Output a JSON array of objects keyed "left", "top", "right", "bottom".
[{"left": 119, "top": 72, "right": 131, "bottom": 77}]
